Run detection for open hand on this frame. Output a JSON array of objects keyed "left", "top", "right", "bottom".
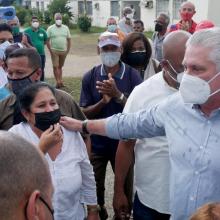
[{"left": 39, "top": 124, "right": 63, "bottom": 154}]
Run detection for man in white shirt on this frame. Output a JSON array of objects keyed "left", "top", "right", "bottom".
[
  {"left": 113, "top": 30, "right": 191, "bottom": 220},
  {"left": 118, "top": 7, "right": 133, "bottom": 35}
]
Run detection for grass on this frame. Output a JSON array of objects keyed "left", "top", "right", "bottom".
[
  {"left": 46, "top": 77, "right": 82, "bottom": 103},
  {"left": 70, "top": 26, "right": 106, "bottom": 35}
]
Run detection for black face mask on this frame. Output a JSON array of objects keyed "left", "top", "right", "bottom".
[
  {"left": 7, "top": 69, "right": 37, "bottom": 96},
  {"left": 126, "top": 51, "right": 147, "bottom": 67},
  {"left": 155, "top": 23, "right": 163, "bottom": 32},
  {"left": 35, "top": 109, "right": 61, "bottom": 131}
]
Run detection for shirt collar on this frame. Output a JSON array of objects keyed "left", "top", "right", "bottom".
[{"left": 101, "top": 61, "right": 126, "bottom": 79}]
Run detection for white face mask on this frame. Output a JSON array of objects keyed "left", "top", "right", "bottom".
[
  {"left": 55, "top": 19, "right": 62, "bottom": 26},
  {"left": 32, "top": 21, "right": 39, "bottom": 29},
  {"left": 0, "top": 41, "right": 11, "bottom": 60},
  {"left": 126, "top": 13, "right": 133, "bottom": 20},
  {"left": 100, "top": 51, "right": 121, "bottom": 67},
  {"left": 179, "top": 72, "right": 220, "bottom": 104}
]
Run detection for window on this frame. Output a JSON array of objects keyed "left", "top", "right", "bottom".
[
  {"left": 41, "top": 1, "right": 44, "bottom": 11},
  {"left": 78, "top": 1, "right": 93, "bottom": 15},
  {"left": 36, "top": 1, "right": 40, "bottom": 11},
  {"left": 173, "top": 0, "right": 186, "bottom": 20},
  {"left": 156, "top": 0, "right": 169, "bottom": 17},
  {"left": 111, "top": 1, "right": 120, "bottom": 17}
]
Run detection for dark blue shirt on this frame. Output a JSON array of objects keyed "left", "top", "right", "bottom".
[
  {"left": 13, "top": 32, "right": 33, "bottom": 45},
  {"left": 80, "top": 62, "right": 142, "bottom": 155}
]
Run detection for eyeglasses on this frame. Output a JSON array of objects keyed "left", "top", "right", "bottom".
[{"left": 39, "top": 196, "right": 54, "bottom": 219}]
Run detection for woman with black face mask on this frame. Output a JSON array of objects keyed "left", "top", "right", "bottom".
[
  {"left": 9, "top": 82, "right": 100, "bottom": 220},
  {"left": 121, "top": 32, "right": 161, "bottom": 80}
]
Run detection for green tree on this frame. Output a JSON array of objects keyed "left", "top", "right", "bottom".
[{"left": 47, "top": 0, "right": 73, "bottom": 19}]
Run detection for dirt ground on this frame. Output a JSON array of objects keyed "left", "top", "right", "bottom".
[
  {"left": 45, "top": 33, "right": 100, "bottom": 78},
  {"left": 45, "top": 34, "right": 115, "bottom": 219}
]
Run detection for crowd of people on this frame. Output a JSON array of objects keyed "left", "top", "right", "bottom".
[{"left": 0, "top": 1, "right": 220, "bottom": 220}]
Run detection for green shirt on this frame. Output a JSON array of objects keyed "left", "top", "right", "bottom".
[
  {"left": 24, "top": 27, "right": 48, "bottom": 55},
  {"left": 47, "top": 24, "right": 71, "bottom": 51}
]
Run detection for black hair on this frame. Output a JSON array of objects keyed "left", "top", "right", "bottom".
[
  {"left": 0, "top": 23, "right": 12, "bottom": 33},
  {"left": 31, "top": 16, "right": 38, "bottom": 20},
  {"left": 18, "top": 82, "right": 56, "bottom": 113},
  {"left": 133, "top": 19, "right": 144, "bottom": 27},
  {"left": 7, "top": 48, "right": 41, "bottom": 70},
  {"left": 121, "top": 32, "right": 152, "bottom": 66}
]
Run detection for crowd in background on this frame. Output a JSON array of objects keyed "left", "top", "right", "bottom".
[{"left": 0, "top": 1, "right": 220, "bottom": 220}]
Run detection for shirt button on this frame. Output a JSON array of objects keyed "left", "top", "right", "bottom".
[
  {"left": 207, "top": 120, "right": 211, "bottom": 124},
  {"left": 190, "top": 196, "right": 194, "bottom": 201},
  {"left": 199, "top": 146, "right": 204, "bottom": 150}
]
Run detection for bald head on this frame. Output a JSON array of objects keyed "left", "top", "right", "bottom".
[
  {"left": 181, "top": 1, "right": 195, "bottom": 11},
  {"left": 163, "top": 30, "right": 191, "bottom": 72},
  {"left": 0, "top": 131, "right": 52, "bottom": 219}
]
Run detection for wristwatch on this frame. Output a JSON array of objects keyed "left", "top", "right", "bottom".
[
  {"left": 82, "top": 120, "right": 89, "bottom": 134},
  {"left": 87, "top": 205, "right": 101, "bottom": 213}
]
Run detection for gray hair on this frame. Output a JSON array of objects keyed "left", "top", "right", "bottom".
[
  {"left": 7, "top": 15, "right": 20, "bottom": 25},
  {"left": 186, "top": 27, "right": 220, "bottom": 71},
  {"left": 0, "top": 131, "right": 51, "bottom": 219},
  {"left": 159, "top": 12, "right": 170, "bottom": 25},
  {"left": 54, "top": 12, "right": 62, "bottom": 19}
]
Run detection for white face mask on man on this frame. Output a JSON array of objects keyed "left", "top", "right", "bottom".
[
  {"left": 100, "top": 52, "right": 121, "bottom": 67},
  {"left": 32, "top": 21, "right": 39, "bottom": 29},
  {"left": 55, "top": 19, "right": 62, "bottom": 26},
  {"left": 179, "top": 72, "right": 220, "bottom": 104}
]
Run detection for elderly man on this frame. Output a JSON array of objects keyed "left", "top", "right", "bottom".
[
  {"left": 169, "top": 1, "right": 197, "bottom": 34},
  {"left": 106, "top": 17, "right": 126, "bottom": 42},
  {"left": 46, "top": 13, "right": 71, "bottom": 88},
  {"left": 118, "top": 7, "right": 133, "bottom": 35},
  {"left": 0, "top": 131, "right": 53, "bottom": 220},
  {"left": 113, "top": 30, "right": 191, "bottom": 220},
  {"left": 60, "top": 28, "right": 220, "bottom": 220},
  {"left": 152, "top": 13, "right": 170, "bottom": 62},
  {"left": 7, "top": 16, "right": 33, "bottom": 47},
  {"left": 80, "top": 32, "right": 142, "bottom": 219}
]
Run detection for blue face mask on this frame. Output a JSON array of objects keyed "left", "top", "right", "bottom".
[
  {"left": 7, "top": 69, "right": 37, "bottom": 95},
  {"left": 107, "top": 24, "right": 117, "bottom": 33}
]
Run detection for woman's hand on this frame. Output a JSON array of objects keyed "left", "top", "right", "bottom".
[
  {"left": 60, "top": 116, "right": 83, "bottom": 132},
  {"left": 38, "top": 124, "right": 63, "bottom": 154}
]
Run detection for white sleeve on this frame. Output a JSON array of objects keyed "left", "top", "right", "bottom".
[{"left": 78, "top": 135, "right": 97, "bottom": 205}]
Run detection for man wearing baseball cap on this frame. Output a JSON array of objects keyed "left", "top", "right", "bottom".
[{"left": 79, "top": 31, "right": 142, "bottom": 219}]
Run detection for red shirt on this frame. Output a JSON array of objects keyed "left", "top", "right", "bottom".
[{"left": 168, "top": 20, "right": 197, "bottom": 34}]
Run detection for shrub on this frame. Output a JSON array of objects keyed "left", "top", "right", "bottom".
[{"left": 77, "top": 15, "right": 91, "bottom": 32}]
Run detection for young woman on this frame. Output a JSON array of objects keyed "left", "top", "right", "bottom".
[{"left": 9, "top": 82, "right": 99, "bottom": 220}]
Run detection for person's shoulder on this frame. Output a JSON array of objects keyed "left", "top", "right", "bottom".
[
  {"left": 24, "top": 27, "right": 31, "bottom": 33},
  {"left": 0, "top": 94, "right": 16, "bottom": 108},
  {"left": 62, "top": 24, "right": 70, "bottom": 30},
  {"left": 54, "top": 88, "right": 74, "bottom": 101},
  {"left": 124, "top": 63, "right": 138, "bottom": 74},
  {"left": 9, "top": 122, "right": 26, "bottom": 133},
  {"left": 47, "top": 24, "right": 55, "bottom": 30},
  {"left": 83, "top": 65, "right": 102, "bottom": 78}
]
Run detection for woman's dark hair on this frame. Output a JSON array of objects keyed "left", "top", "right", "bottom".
[
  {"left": 121, "top": 32, "right": 152, "bottom": 67},
  {"left": 18, "top": 82, "right": 56, "bottom": 113}
]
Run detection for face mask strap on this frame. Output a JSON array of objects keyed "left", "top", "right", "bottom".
[
  {"left": 208, "top": 71, "right": 220, "bottom": 83},
  {"left": 8, "top": 68, "right": 38, "bottom": 81}
]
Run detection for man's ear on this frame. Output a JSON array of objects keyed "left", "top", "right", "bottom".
[
  {"left": 33, "top": 68, "right": 42, "bottom": 82},
  {"left": 26, "top": 190, "right": 41, "bottom": 220}
]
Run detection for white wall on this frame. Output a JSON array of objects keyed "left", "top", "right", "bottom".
[{"left": 207, "top": 0, "right": 220, "bottom": 27}]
